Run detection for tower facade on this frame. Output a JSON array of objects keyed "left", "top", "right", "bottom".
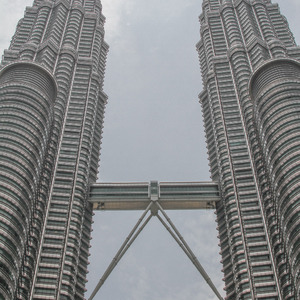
[
  {"left": 1, "top": 0, "right": 300, "bottom": 299},
  {"left": 198, "top": 0, "right": 300, "bottom": 299},
  {"left": 0, "top": 0, "right": 108, "bottom": 299}
]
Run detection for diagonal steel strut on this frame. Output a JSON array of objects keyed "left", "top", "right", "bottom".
[
  {"left": 89, "top": 200, "right": 224, "bottom": 300},
  {"left": 88, "top": 202, "right": 153, "bottom": 300},
  {"left": 155, "top": 202, "right": 224, "bottom": 300}
]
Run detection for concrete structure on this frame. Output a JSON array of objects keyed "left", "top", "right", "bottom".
[{"left": 198, "top": 0, "right": 300, "bottom": 298}]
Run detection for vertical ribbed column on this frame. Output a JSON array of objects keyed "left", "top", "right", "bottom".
[
  {"left": 222, "top": 2, "right": 243, "bottom": 47},
  {"left": 253, "top": 2, "right": 275, "bottom": 42},
  {"left": 250, "top": 59, "right": 300, "bottom": 298},
  {"left": 30, "top": 4, "right": 52, "bottom": 45},
  {"left": 253, "top": 2, "right": 287, "bottom": 58},
  {"left": 0, "top": 62, "right": 57, "bottom": 299},
  {"left": 63, "top": 5, "right": 83, "bottom": 48}
]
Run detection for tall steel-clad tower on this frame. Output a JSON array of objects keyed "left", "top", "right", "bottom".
[
  {"left": 0, "top": 0, "right": 108, "bottom": 299},
  {"left": 198, "top": 0, "right": 300, "bottom": 299},
  {"left": 1, "top": 0, "right": 300, "bottom": 299}
]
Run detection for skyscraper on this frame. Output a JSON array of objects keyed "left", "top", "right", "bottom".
[
  {"left": 0, "top": 0, "right": 299, "bottom": 300},
  {"left": 0, "top": 0, "right": 108, "bottom": 299},
  {"left": 198, "top": 0, "right": 300, "bottom": 299}
]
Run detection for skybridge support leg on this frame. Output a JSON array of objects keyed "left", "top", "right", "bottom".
[
  {"left": 156, "top": 202, "right": 224, "bottom": 300},
  {"left": 88, "top": 203, "right": 153, "bottom": 300},
  {"left": 89, "top": 201, "right": 224, "bottom": 300}
]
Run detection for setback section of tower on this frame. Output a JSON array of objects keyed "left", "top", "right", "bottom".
[{"left": 0, "top": 62, "right": 57, "bottom": 299}]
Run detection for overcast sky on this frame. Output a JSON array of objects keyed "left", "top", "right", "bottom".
[{"left": 0, "top": 0, "right": 299, "bottom": 299}]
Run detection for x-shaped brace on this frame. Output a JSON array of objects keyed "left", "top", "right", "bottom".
[{"left": 88, "top": 200, "right": 224, "bottom": 300}]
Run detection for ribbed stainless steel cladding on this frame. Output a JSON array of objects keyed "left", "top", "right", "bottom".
[
  {"left": 0, "top": 62, "right": 57, "bottom": 299},
  {"left": 198, "top": 0, "right": 300, "bottom": 299}
]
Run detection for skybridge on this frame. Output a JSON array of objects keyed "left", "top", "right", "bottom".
[
  {"left": 89, "top": 181, "right": 220, "bottom": 211},
  {"left": 88, "top": 181, "right": 224, "bottom": 300}
]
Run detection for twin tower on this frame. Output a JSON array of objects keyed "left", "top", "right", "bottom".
[{"left": 0, "top": 0, "right": 299, "bottom": 299}]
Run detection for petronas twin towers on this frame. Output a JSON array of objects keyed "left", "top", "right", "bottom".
[{"left": 0, "top": 0, "right": 299, "bottom": 299}]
